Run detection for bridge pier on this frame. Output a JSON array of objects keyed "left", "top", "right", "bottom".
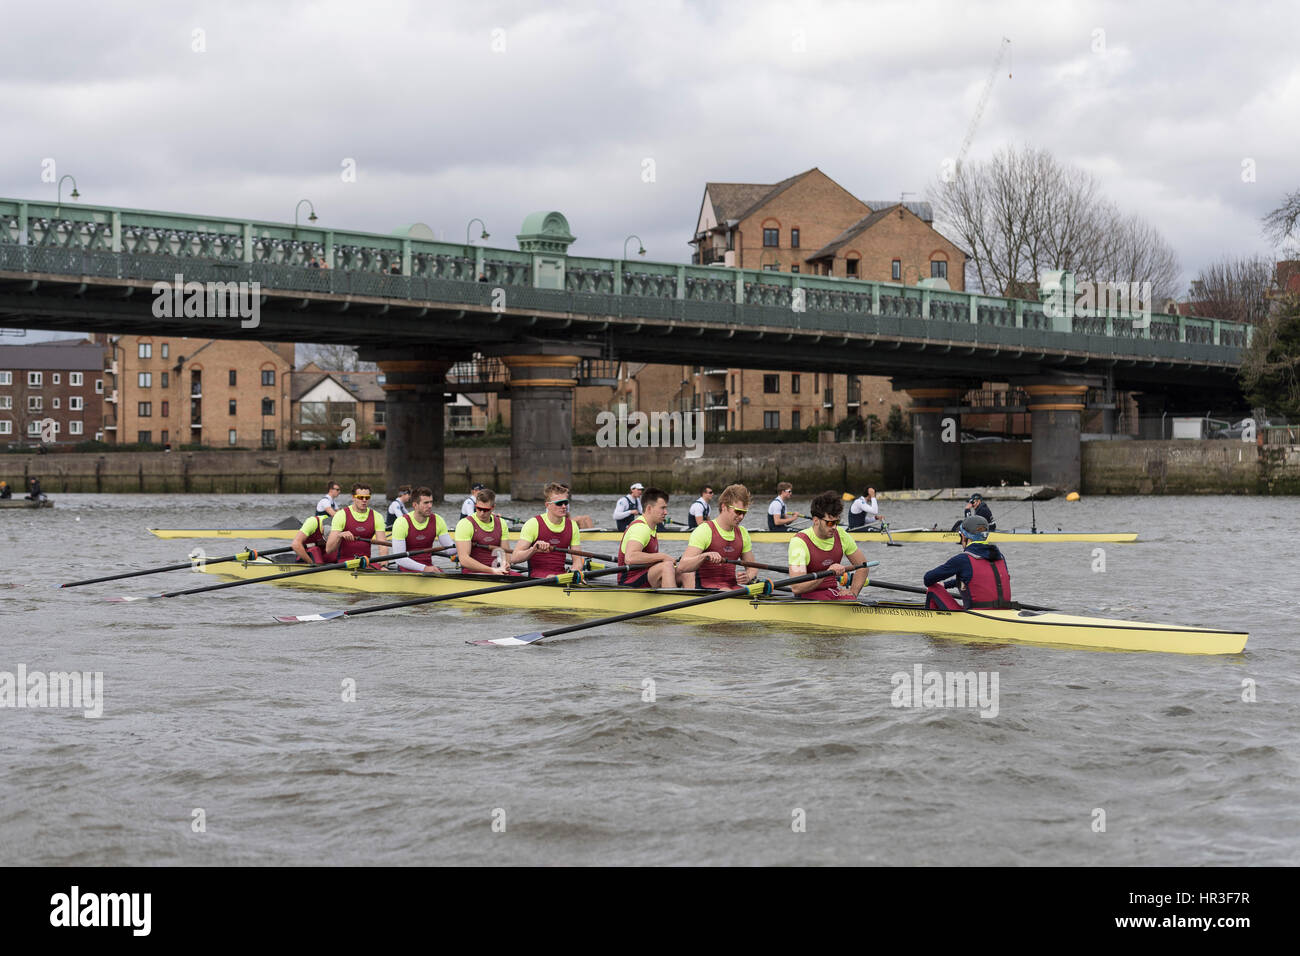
[
  {"left": 1019, "top": 376, "right": 1094, "bottom": 491},
  {"left": 364, "top": 348, "right": 451, "bottom": 500},
  {"left": 898, "top": 383, "right": 967, "bottom": 488}
]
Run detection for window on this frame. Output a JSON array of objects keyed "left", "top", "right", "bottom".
[
  {"left": 763, "top": 228, "right": 779, "bottom": 247},
  {"left": 228, "top": 429, "right": 238, "bottom": 446},
  {"left": 28, "top": 372, "right": 42, "bottom": 386},
  {"left": 160, "top": 430, "right": 169, "bottom": 445},
  {"left": 792, "top": 410, "right": 801, "bottom": 430},
  {"left": 161, "top": 401, "right": 169, "bottom": 417},
  {"left": 261, "top": 370, "right": 276, "bottom": 387},
  {"left": 161, "top": 372, "right": 169, "bottom": 388},
  {"left": 846, "top": 258, "right": 859, "bottom": 277},
  {"left": 0, "top": 396, "right": 9, "bottom": 410},
  {"left": 28, "top": 396, "right": 42, "bottom": 411},
  {"left": 161, "top": 343, "right": 169, "bottom": 358},
  {"left": 229, "top": 370, "right": 237, "bottom": 387},
  {"left": 763, "top": 374, "right": 780, "bottom": 394},
  {"left": 138, "top": 431, "right": 152, "bottom": 444},
  {"left": 52, "top": 373, "right": 61, "bottom": 385},
  {"left": 229, "top": 399, "right": 237, "bottom": 415},
  {"left": 70, "top": 396, "right": 83, "bottom": 411},
  {"left": 0, "top": 421, "right": 9, "bottom": 434},
  {"left": 70, "top": 372, "right": 83, "bottom": 386},
  {"left": 791, "top": 228, "right": 800, "bottom": 249},
  {"left": 261, "top": 398, "right": 275, "bottom": 415},
  {"left": 95, "top": 379, "right": 103, "bottom": 394},
  {"left": 792, "top": 374, "right": 801, "bottom": 394},
  {"left": 730, "top": 374, "right": 736, "bottom": 393},
  {"left": 891, "top": 259, "right": 901, "bottom": 280},
  {"left": 730, "top": 411, "right": 736, "bottom": 430},
  {"left": 138, "top": 372, "right": 152, "bottom": 388},
  {"left": 27, "top": 422, "right": 41, "bottom": 436},
  {"left": 763, "top": 411, "right": 780, "bottom": 429},
  {"left": 0, "top": 371, "right": 10, "bottom": 385},
  {"left": 762, "top": 264, "right": 779, "bottom": 272},
  {"left": 262, "top": 429, "right": 277, "bottom": 449},
  {"left": 373, "top": 404, "right": 385, "bottom": 426},
  {"left": 931, "top": 260, "right": 947, "bottom": 279},
  {"left": 138, "top": 402, "right": 152, "bottom": 417},
  {"left": 52, "top": 397, "right": 61, "bottom": 409},
  {"left": 70, "top": 421, "right": 83, "bottom": 436},
  {"left": 790, "top": 265, "right": 800, "bottom": 273},
  {"left": 138, "top": 343, "right": 152, "bottom": 359}
]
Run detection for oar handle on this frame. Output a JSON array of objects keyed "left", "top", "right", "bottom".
[{"left": 60, "top": 544, "right": 296, "bottom": 588}]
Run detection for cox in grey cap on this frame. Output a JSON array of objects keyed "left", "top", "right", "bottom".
[{"left": 959, "top": 514, "right": 990, "bottom": 542}]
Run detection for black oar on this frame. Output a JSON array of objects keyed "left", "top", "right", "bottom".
[
  {"left": 474, "top": 569, "right": 838, "bottom": 647},
  {"left": 59, "top": 546, "right": 297, "bottom": 588},
  {"left": 274, "top": 564, "right": 628, "bottom": 623},
  {"left": 867, "top": 578, "right": 1055, "bottom": 612},
  {"left": 106, "top": 548, "right": 435, "bottom": 603}
]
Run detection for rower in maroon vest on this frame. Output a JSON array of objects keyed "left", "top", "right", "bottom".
[
  {"left": 786, "top": 490, "right": 871, "bottom": 601},
  {"left": 324, "top": 482, "right": 389, "bottom": 563},
  {"left": 677, "top": 483, "right": 760, "bottom": 590},
  {"left": 291, "top": 514, "right": 330, "bottom": 564},
  {"left": 389, "top": 486, "right": 454, "bottom": 572},
  {"left": 509, "top": 482, "right": 580, "bottom": 578},
  {"left": 923, "top": 514, "right": 1012, "bottom": 609},
  {"left": 614, "top": 487, "right": 680, "bottom": 587},
  {"left": 454, "top": 487, "right": 520, "bottom": 575}
]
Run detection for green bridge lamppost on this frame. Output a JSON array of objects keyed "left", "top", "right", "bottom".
[
  {"left": 623, "top": 235, "right": 646, "bottom": 259},
  {"left": 466, "top": 218, "right": 490, "bottom": 251},
  {"left": 56, "top": 175, "right": 80, "bottom": 207},
  {"left": 294, "top": 199, "right": 318, "bottom": 237}
]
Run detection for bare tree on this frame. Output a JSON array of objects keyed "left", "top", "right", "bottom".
[
  {"left": 296, "top": 342, "right": 377, "bottom": 371},
  {"left": 931, "top": 145, "right": 1180, "bottom": 301},
  {"left": 1263, "top": 187, "right": 1300, "bottom": 251},
  {"left": 1188, "top": 256, "right": 1275, "bottom": 325}
]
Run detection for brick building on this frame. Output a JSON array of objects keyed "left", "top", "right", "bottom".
[
  {"left": 290, "top": 366, "right": 387, "bottom": 443},
  {"left": 0, "top": 339, "right": 105, "bottom": 447},
  {"left": 94, "top": 334, "right": 295, "bottom": 448}
]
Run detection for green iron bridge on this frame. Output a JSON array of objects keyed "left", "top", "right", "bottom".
[{"left": 0, "top": 197, "right": 1250, "bottom": 496}]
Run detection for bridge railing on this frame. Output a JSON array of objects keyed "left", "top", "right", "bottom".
[{"left": 0, "top": 196, "right": 1251, "bottom": 354}]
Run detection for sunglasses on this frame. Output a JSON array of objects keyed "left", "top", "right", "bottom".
[
  {"left": 549, "top": 499, "right": 571, "bottom": 507},
  {"left": 353, "top": 494, "right": 371, "bottom": 501},
  {"left": 475, "top": 506, "right": 494, "bottom": 514},
  {"left": 815, "top": 515, "right": 839, "bottom": 523},
  {"left": 731, "top": 507, "right": 747, "bottom": 516}
]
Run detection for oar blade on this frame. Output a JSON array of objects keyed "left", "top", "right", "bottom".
[
  {"left": 273, "top": 610, "right": 347, "bottom": 624},
  {"left": 105, "top": 593, "right": 163, "bottom": 603},
  {"left": 469, "top": 632, "right": 545, "bottom": 647}
]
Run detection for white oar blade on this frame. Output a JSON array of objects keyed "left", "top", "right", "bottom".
[
  {"left": 469, "top": 632, "right": 544, "bottom": 647},
  {"left": 272, "top": 610, "right": 346, "bottom": 624},
  {"left": 105, "top": 594, "right": 162, "bottom": 603}
]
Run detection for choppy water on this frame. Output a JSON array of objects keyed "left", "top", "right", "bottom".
[{"left": 1, "top": 492, "right": 1297, "bottom": 865}]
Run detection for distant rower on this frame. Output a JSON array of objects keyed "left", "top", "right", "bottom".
[
  {"left": 316, "top": 481, "right": 342, "bottom": 518},
  {"left": 613, "top": 482, "right": 645, "bottom": 532},
  {"left": 767, "top": 482, "right": 801, "bottom": 531},
  {"left": 951, "top": 493, "right": 996, "bottom": 532},
  {"left": 386, "top": 485, "right": 412, "bottom": 531},
  {"left": 461, "top": 482, "right": 486, "bottom": 519},
  {"left": 847, "top": 486, "right": 883, "bottom": 530},
  {"left": 924, "top": 514, "right": 1011, "bottom": 609},
  {"left": 688, "top": 485, "right": 714, "bottom": 528}
]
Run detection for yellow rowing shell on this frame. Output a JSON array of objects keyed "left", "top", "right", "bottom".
[
  {"left": 151, "top": 527, "right": 1139, "bottom": 544},
  {"left": 200, "top": 562, "right": 1245, "bottom": 655}
]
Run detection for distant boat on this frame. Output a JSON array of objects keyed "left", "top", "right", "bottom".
[{"left": 0, "top": 499, "right": 53, "bottom": 509}]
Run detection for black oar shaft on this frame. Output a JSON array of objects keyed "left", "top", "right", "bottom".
[
  {"left": 338, "top": 565, "right": 627, "bottom": 617},
  {"left": 60, "top": 545, "right": 296, "bottom": 588},
  {"left": 155, "top": 548, "right": 435, "bottom": 598}
]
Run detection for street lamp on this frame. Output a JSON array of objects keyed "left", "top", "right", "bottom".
[
  {"left": 294, "top": 199, "right": 318, "bottom": 230},
  {"left": 466, "top": 218, "right": 490, "bottom": 249},
  {"left": 623, "top": 235, "right": 646, "bottom": 259},
  {"left": 56, "top": 175, "right": 80, "bottom": 206}
]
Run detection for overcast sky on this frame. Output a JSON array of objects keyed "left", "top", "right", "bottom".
[{"left": 3, "top": 0, "right": 1297, "bottom": 342}]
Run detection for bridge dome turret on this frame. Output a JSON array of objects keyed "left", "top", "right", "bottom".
[{"left": 516, "top": 212, "right": 575, "bottom": 254}]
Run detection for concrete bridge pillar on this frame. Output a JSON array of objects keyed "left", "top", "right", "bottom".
[
  {"left": 901, "top": 385, "right": 967, "bottom": 488},
  {"left": 1022, "top": 378, "right": 1092, "bottom": 491},
  {"left": 365, "top": 349, "right": 451, "bottom": 500}
]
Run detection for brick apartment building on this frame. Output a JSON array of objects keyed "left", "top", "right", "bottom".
[
  {"left": 94, "top": 334, "right": 295, "bottom": 448},
  {"left": 290, "top": 366, "right": 387, "bottom": 443},
  {"left": 0, "top": 339, "right": 105, "bottom": 447}
]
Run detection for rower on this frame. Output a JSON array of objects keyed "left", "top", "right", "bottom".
[
  {"left": 767, "top": 482, "right": 802, "bottom": 531},
  {"left": 787, "top": 491, "right": 870, "bottom": 600},
  {"left": 615, "top": 487, "right": 681, "bottom": 588},
  {"left": 0, "top": 480, "right": 10, "bottom": 499},
  {"left": 613, "top": 482, "right": 644, "bottom": 532},
  {"left": 951, "top": 493, "right": 996, "bottom": 532},
  {"left": 390, "top": 486, "right": 453, "bottom": 573},
  {"left": 27, "top": 477, "right": 45, "bottom": 501},
  {"left": 688, "top": 485, "right": 714, "bottom": 528},
  {"left": 510, "top": 482, "right": 581, "bottom": 578},
  {"left": 291, "top": 514, "right": 330, "bottom": 564},
  {"left": 316, "top": 481, "right": 342, "bottom": 518},
  {"left": 325, "top": 482, "right": 389, "bottom": 563},
  {"left": 461, "top": 482, "right": 486, "bottom": 519},
  {"left": 847, "top": 486, "right": 884, "bottom": 530},
  {"left": 386, "top": 484, "right": 412, "bottom": 531},
  {"left": 454, "top": 487, "right": 518, "bottom": 575},
  {"left": 923, "top": 514, "right": 1011, "bottom": 609},
  {"left": 677, "top": 483, "right": 758, "bottom": 590}
]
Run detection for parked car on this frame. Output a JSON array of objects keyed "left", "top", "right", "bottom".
[{"left": 1210, "top": 417, "right": 1272, "bottom": 439}]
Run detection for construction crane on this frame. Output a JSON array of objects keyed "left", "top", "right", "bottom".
[{"left": 955, "top": 36, "right": 1011, "bottom": 175}]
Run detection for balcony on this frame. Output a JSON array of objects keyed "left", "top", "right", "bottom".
[
  {"left": 700, "top": 367, "right": 727, "bottom": 377},
  {"left": 106, "top": 361, "right": 118, "bottom": 376},
  {"left": 106, "top": 389, "right": 118, "bottom": 404},
  {"left": 699, "top": 247, "right": 730, "bottom": 266},
  {"left": 704, "top": 391, "right": 728, "bottom": 410}
]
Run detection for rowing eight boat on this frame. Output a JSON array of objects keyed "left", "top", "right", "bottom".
[{"left": 197, "top": 560, "right": 1245, "bottom": 655}]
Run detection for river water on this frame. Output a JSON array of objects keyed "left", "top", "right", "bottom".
[{"left": 1, "top": 492, "right": 1296, "bottom": 865}]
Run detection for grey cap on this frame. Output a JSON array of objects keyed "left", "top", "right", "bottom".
[{"left": 959, "top": 514, "right": 990, "bottom": 541}]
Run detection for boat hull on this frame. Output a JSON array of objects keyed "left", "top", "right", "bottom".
[
  {"left": 1, "top": 499, "right": 53, "bottom": 509},
  {"left": 200, "top": 562, "right": 1245, "bottom": 655}
]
